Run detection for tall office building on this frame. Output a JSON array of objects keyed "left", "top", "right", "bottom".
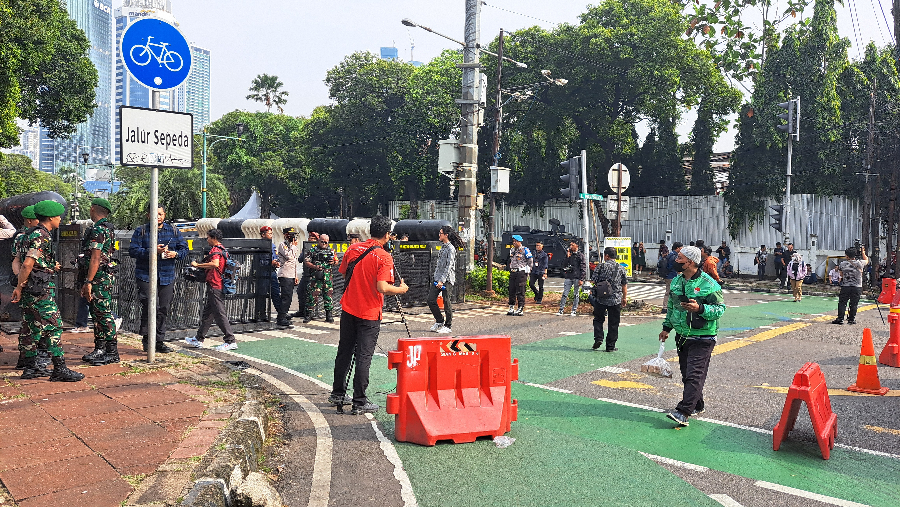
[
  {"left": 37, "top": 0, "right": 114, "bottom": 175},
  {"left": 174, "top": 45, "right": 211, "bottom": 133},
  {"left": 2, "top": 123, "right": 40, "bottom": 169}
]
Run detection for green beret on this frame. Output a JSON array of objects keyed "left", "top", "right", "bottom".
[
  {"left": 91, "top": 197, "right": 112, "bottom": 212},
  {"left": 21, "top": 205, "right": 36, "bottom": 219},
  {"left": 34, "top": 200, "right": 65, "bottom": 218}
]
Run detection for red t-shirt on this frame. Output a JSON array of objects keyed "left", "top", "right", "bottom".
[
  {"left": 205, "top": 245, "right": 226, "bottom": 290},
  {"left": 339, "top": 239, "right": 395, "bottom": 321}
]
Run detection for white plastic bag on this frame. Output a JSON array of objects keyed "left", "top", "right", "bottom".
[
  {"left": 641, "top": 341, "right": 673, "bottom": 378},
  {"left": 493, "top": 436, "right": 516, "bottom": 448}
]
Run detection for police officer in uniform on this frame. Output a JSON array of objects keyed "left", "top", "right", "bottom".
[
  {"left": 11, "top": 205, "right": 41, "bottom": 369},
  {"left": 303, "top": 233, "right": 338, "bottom": 323},
  {"left": 79, "top": 198, "right": 120, "bottom": 365},
  {"left": 11, "top": 200, "right": 84, "bottom": 382}
]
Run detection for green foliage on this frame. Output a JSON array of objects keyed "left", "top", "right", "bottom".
[
  {"left": 246, "top": 74, "right": 289, "bottom": 113},
  {"left": 467, "top": 267, "right": 511, "bottom": 296},
  {"left": 0, "top": 154, "right": 86, "bottom": 211},
  {"left": 0, "top": 0, "right": 98, "bottom": 148}
]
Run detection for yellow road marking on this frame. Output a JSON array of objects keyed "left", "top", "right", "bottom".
[
  {"left": 864, "top": 425, "right": 900, "bottom": 435},
  {"left": 592, "top": 379, "right": 654, "bottom": 389},
  {"left": 754, "top": 385, "right": 899, "bottom": 397}
]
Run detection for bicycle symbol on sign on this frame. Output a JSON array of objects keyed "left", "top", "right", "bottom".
[{"left": 130, "top": 36, "right": 184, "bottom": 72}]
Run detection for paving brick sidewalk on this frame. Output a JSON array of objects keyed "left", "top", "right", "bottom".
[{"left": 0, "top": 330, "right": 244, "bottom": 507}]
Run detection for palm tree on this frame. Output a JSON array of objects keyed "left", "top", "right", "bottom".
[{"left": 246, "top": 74, "right": 289, "bottom": 113}]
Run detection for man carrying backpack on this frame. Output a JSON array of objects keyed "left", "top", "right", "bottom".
[
  {"left": 185, "top": 228, "right": 236, "bottom": 351},
  {"left": 590, "top": 247, "right": 628, "bottom": 351}
]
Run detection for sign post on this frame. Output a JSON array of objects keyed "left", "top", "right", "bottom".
[
  {"left": 607, "top": 164, "right": 630, "bottom": 235},
  {"left": 120, "top": 18, "right": 192, "bottom": 363},
  {"left": 604, "top": 237, "right": 633, "bottom": 277}
]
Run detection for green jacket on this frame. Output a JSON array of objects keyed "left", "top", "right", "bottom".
[{"left": 662, "top": 270, "right": 725, "bottom": 338}]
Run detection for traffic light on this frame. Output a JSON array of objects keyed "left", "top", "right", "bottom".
[
  {"left": 770, "top": 204, "right": 783, "bottom": 232},
  {"left": 777, "top": 99, "right": 799, "bottom": 138},
  {"left": 560, "top": 156, "right": 581, "bottom": 200}
]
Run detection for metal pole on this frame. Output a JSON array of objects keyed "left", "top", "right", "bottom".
[
  {"left": 616, "top": 163, "right": 623, "bottom": 236},
  {"left": 581, "top": 150, "right": 589, "bottom": 274},
  {"left": 148, "top": 90, "right": 160, "bottom": 363},
  {"left": 486, "top": 28, "right": 504, "bottom": 293},
  {"left": 458, "top": 0, "right": 481, "bottom": 269},
  {"left": 202, "top": 128, "right": 208, "bottom": 218},
  {"left": 865, "top": 79, "right": 876, "bottom": 284},
  {"left": 785, "top": 132, "right": 792, "bottom": 245}
]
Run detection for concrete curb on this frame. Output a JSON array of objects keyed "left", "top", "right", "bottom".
[{"left": 181, "top": 399, "right": 282, "bottom": 507}]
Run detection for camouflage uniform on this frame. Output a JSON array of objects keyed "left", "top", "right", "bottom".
[
  {"left": 12, "top": 227, "right": 39, "bottom": 356},
  {"left": 80, "top": 218, "right": 117, "bottom": 342},
  {"left": 18, "top": 225, "right": 63, "bottom": 357},
  {"left": 305, "top": 245, "right": 337, "bottom": 314}
]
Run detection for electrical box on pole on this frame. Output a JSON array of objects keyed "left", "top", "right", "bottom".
[{"left": 560, "top": 156, "right": 581, "bottom": 201}]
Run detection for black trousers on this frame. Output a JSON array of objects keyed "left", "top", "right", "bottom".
[
  {"left": 426, "top": 283, "right": 453, "bottom": 328},
  {"left": 675, "top": 337, "right": 716, "bottom": 416},
  {"left": 296, "top": 275, "right": 310, "bottom": 317},
  {"left": 592, "top": 303, "right": 621, "bottom": 350},
  {"left": 508, "top": 270, "right": 527, "bottom": 306},
  {"left": 137, "top": 279, "right": 176, "bottom": 342},
  {"left": 197, "top": 286, "right": 235, "bottom": 343},
  {"left": 254, "top": 272, "right": 280, "bottom": 320},
  {"left": 528, "top": 272, "right": 545, "bottom": 302},
  {"left": 332, "top": 311, "right": 381, "bottom": 404},
  {"left": 776, "top": 265, "right": 786, "bottom": 286},
  {"left": 278, "top": 277, "right": 295, "bottom": 323},
  {"left": 837, "top": 286, "right": 863, "bottom": 322}
]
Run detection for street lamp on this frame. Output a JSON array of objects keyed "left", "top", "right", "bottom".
[
  {"left": 201, "top": 124, "right": 245, "bottom": 218},
  {"left": 401, "top": 18, "right": 528, "bottom": 68}
]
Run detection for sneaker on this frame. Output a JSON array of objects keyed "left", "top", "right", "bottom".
[
  {"left": 847, "top": 320, "right": 856, "bottom": 325},
  {"left": 570, "top": 311, "right": 577, "bottom": 317},
  {"left": 436, "top": 325, "right": 452, "bottom": 334},
  {"left": 215, "top": 342, "right": 238, "bottom": 351},
  {"left": 691, "top": 407, "right": 706, "bottom": 416},
  {"left": 184, "top": 337, "right": 204, "bottom": 348},
  {"left": 592, "top": 339, "right": 603, "bottom": 350},
  {"left": 514, "top": 306, "right": 524, "bottom": 316},
  {"left": 506, "top": 306, "right": 515, "bottom": 316},
  {"left": 328, "top": 393, "right": 352, "bottom": 405},
  {"left": 604, "top": 348, "right": 618, "bottom": 352},
  {"left": 831, "top": 319, "right": 844, "bottom": 325},
  {"left": 555, "top": 310, "right": 565, "bottom": 316},
  {"left": 350, "top": 401, "right": 379, "bottom": 415},
  {"left": 70, "top": 326, "right": 90, "bottom": 333},
  {"left": 114, "top": 317, "right": 123, "bottom": 332},
  {"left": 429, "top": 322, "right": 442, "bottom": 332},
  {"left": 666, "top": 410, "right": 689, "bottom": 426}
]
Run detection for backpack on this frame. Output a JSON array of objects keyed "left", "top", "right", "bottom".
[
  {"left": 657, "top": 255, "right": 668, "bottom": 277},
  {"left": 213, "top": 245, "right": 240, "bottom": 295}
]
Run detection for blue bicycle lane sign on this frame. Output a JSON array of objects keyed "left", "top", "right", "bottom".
[{"left": 121, "top": 18, "right": 192, "bottom": 90}]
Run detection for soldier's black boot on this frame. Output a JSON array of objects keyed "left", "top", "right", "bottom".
[
  {"left": 15, "top": 351, "right": 27, "bottom": 369},
  {"left": 90, "top": 340, "right": 120, "bottom": 366},
  {"left": 83, "top": 338, "right": 105, "bottom": 362},
  {"left": 49, "top": 356, "right": 84, "bottom": 382},
  {"left": 36, "top": 350, "right": 52, "bottom": 370},
  {"left": 325, "top": 311, "right": 334, "bottom": 323},
  {"left": 21, "top": 355, "right": 51, "bottom": 379}
]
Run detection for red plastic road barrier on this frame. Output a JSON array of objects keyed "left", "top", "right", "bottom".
[
  {"left": 848, "top": 328, "right": 890, "bottom": 395},
  {"left": 878, "top": 278, "right": 896, "bottom": 304},
  {"left": 880, "top": 310, "right": 900, "bottom": 368},
  {"left": 773, "top": 362, "right": 837, "bottom": 460},
  {"left": 386, "top": 336, "right": 519, "bottom": 446}
]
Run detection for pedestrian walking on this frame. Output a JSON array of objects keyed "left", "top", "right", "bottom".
[
  {"left": 330, "top": 216, "right": 408, "bottom": 414},
  {"left": 660, "top": 242, "right": 684, "bottom": 313},
  {"left": 507, "top": 235, "right": 532, "bottom": 316},
  {"left": 11, "top": 200, "right": 84, "bottom": 382},
  {"left": 754, "top": 245, "right": 768, "bottom": 281},
  {"left": 832, "top": 246, "right": 868, "bottom": 325},
  {"left": 658, "top": 246, "right": 726, "bottom": 426},
  {"left": 303, "top": 234, "right": 339, "bottom": 323},
  {"left": 185, "top": 229, "right": 237, "bottom": 351},
  {"left": 590, "top": 247, "right": 628, "bottom": 351},
  {"left": 427, "top": 226, "right": 463, "bottom": 334},
  {"left": 10, "top": 205, "right": 42, "bottom": 370},
  {"left": 786, "top": 253, "right": 807, "bottom": 302},
  {"left": 78, "top": 198, "right": 121, "bottom": 365},
  {"left": 253, "top": 226, "right": 280, "bottom": 322},
  {"left": 529, "top": 240, "right": 549, "bottom": 304},
  {"left": 557, "top": 240, "right": 586, "bottom": 316},
  {"left": 128, "top": 205, "right": 187, "bottom": 353},
  {"left": 700, "top": 246, "right": 720, "bottom": 282},
  {"left": 773, "top": 242, "right": 784, "bottom": 283},
  {"left": 275, "top": 228, "right": 301, "bottom": 328}
]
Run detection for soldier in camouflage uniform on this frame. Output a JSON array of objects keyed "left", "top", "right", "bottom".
[
  {"left": 80, "top": 198, "right": 120, "bottom": 365},
  {"left": 303, "top": 233, "right": 338, "bottom": 323},
  {"left": 11, "top": 205, "right": 42, "bottom": 370},
  {"left": 11, "top": 200, "right": 84, "bottom": 382}
]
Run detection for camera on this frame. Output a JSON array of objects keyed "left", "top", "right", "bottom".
[
  {"left": 852, "top": 239, "right": 863, "bottom": 260},
  {"left": 183, "top": 266, "right": 204, "bottom": 282}
]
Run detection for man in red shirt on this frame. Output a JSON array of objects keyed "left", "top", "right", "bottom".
[
  {"left": 185, "top": 229, "right": 237, "bottom": 351},
  {"left": 330, "top": 216, "right": 408, "bottom": 414}
]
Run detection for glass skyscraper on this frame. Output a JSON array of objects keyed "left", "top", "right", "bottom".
[
  {"left": 38, "top": 0, "right": 114, "bottom": 176},
  {"left": 174, "top": 45, "right": 211, "bottom": 134}
]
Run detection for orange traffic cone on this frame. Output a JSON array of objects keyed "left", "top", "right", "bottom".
[
  {"left": 848, "top": 328, "right": 889, "bottom": 395},
  {"left": 879, "top": 310, "right": 900, "bottom": 367}
]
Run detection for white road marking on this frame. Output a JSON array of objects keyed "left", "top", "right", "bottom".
[
  {"left": 233, "top": 334, "right": 264, "bottom": 342},
  {"left": 366, "top": 414, "right": 419, "bottom": 507},
  {"left": 708, "top": 494, "right": 745, "bottom": 507},
  {"left": 558, "top": 332, "right": 580, "bottom": 335},
  {"left": 756, "top": 301, "right": 770, "bottom": 304},
  {"left": 757, "top": 326, "right": 776, "bottom": 329},
  {"left": 640, "top": 452, "right": 709, "bottom": 472},
  {"left": 754, "top": 481, "right": 871, "bottom": 507},
  {"left": 596, "top": 397, "right": 666, "bottom": 413},
  {"left": 596, "top": 366, "right": 629, "bottom": 374},
  {"left": 523, "top": 382, "right": 572, "bottom": 394}
]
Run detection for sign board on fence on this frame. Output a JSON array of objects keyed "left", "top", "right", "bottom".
[
  {"left": 604, "top": 237, "right": 632, "bottom": 277},
  {"left": 119, "top": 106, "right": 193, "bottom": 168}
]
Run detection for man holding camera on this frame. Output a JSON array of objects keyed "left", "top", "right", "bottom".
[
  {"left": 275, "top": 228, "right": 301, "bottom": 328},
  {"left": 557, "top": 240, "right": 586, "bottom": 316},
  {"left": 304, "top": 234, "right": 339, "bottom": 323},
  {"left": 832, "top": 244, "right": 868, "bottom": 325},
  {"left": 129, "top": 205, "right": 188, "bottom": 353},
  {"left": 590, "top": 247, "right": 628, "bottom": 351}
]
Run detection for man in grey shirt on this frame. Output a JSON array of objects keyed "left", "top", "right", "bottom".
[
  {"left": 276, "top": 228, "right": 301, "bottom": 328},
  {"left": 590, "top": 247, "right": 628, "bottom": 351},
  {"left": 832, "top": 246, "right": 868, "bottom": 325}
]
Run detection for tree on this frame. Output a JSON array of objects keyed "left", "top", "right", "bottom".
[
  {"left": 246, "top": 74, "right": 289, "bottom": 113},
  {"left": 0, "top": 0, "right": 98, "bottom": 148},
  {"left": 0, "top": 154, "right": 89, "bottom": 214}
]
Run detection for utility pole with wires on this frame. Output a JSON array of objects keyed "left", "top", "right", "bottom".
[
  {"left": 457, "top": 0, "right": 482, "bottom": 268},
  {"left": 859, "top": 78, "right": 878, "bottom": 284},
  {"left": 486, "top": 28, "right": 504, "bottom": 293}
]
